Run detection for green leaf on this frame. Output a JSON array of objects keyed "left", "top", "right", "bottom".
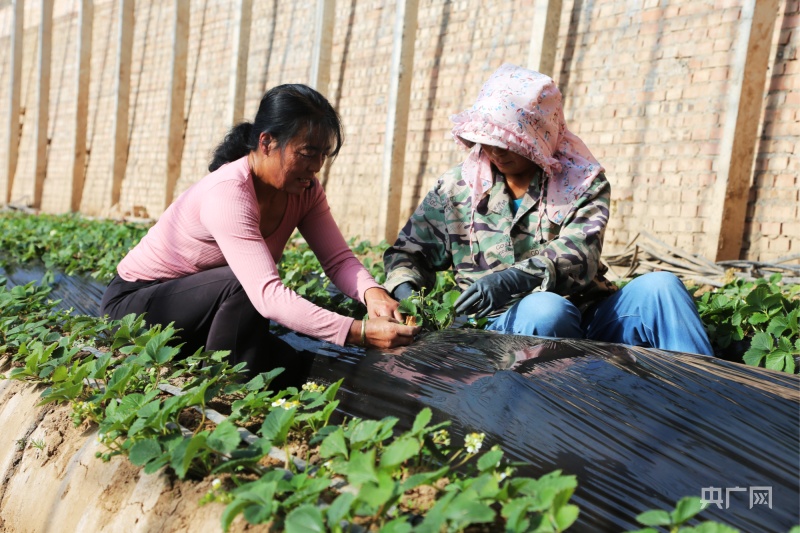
[
  {"left": 208, "top": 421, "right": 242, "bottom": 454},
  {"left": 136, "top": 400, "right": 161, "bottom": 419},
  {"left": 51, "top": 365, "right": 68, "bottom": 383},
  {"left": 748, "top": 312, "right": 769, "bottom": 325},
  {"left": 441, "top": 492, "right": 495, "bottom": 527},
  {"left": 259, "top": 405, "right": 295, "bottom": 446},
  {"left": 319, "top": 427, "right": 348, "bottom": 459},
  {"left": 783, "top": 350, "right": 796, "bottom": 374},
  {"left": 411, "top": 407, "right": 432, "bottom": 435},
  {"left": 377, "top": 518, "right": 413, "bottom": 533},
  {"left": 142, "top": 454, "right": 170, "bottom": 475},
  {"left": 477, "top": 447, "right": 503, "bottom": 473},
  {"left": 635, "top": 509, "right": 672, "bottom": 526},
  {"left": 400, "top": 466, "right": 449, "bottom": 492},
  {"left": 443, "top": 289, "right": 461, "bottom": 308},
  {"left": 749, "top": 331, "right": 774, "bottom": 353},
  {"left": 379, "top": 437, "right": 421, "bottom": 469},
  {"left": 221, "top": 499, "right": 253, "bottom": 532},
  {"left": 501, "top": 497, "right": 535, "bottom": 533},
  {"left": 745, "top": 285, "right": 767, "bottom": 307},
  {"left": 357, "top": 470, "right": 398, "bottom": 511},
  {"left": 242, "top": 499, "right": 276, "bottom": 525},
  {"left": 129, "top": 439, "right": 162, "bottom": 466},
  {"left": 170, "top": 433, "right": 208, "bottom": 479},
  {"left": 118, "top": 393, "right": 153, "bottom": 416},
  {"left": 285, "top": 504, "right": 325, "bottom": 533},
  {"left": 398, "top": 299, "right": 418, "bottom": 316},
  {"left": 787, "top": 308, "right": 799, "bottom": 335},
  {"left": 765, "top": 351, "right": 791, "bottom": 372},
  {"left": 325, "top": 492, "right": 356, "bottom": 530},
  {"left": 343, "top": 449, "right": 378, "bottom": 486},
  {"left": 742, "top": 350, "right": 766, "bottom": 367},
  {"left": 767, "top": 316, "right": 789, "bottom": 337},
  {"left": 680, "top": 522, "right": 741, "bottom": 533},
  {"left": 555, "top": 503, "right": 580, "bottom": 530},
  {"left": 777, "top": 336, "right": 794, "bottom": 352},
  {"left": 348, "top": 419, "right": 386, "bottom": 447},
  {"left": 670, "top": 496, "right": 703, "bottom": 525},
  {"left": 434, "top": 308, "right": 451, "bottom": 326}
]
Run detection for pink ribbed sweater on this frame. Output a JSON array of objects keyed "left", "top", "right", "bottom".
[{"left": 117, "top": 156, "right": 381, "bottom": 346}]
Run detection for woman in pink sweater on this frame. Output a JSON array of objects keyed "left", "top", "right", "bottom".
[{"left": 101, "top": 84, "right": 420, "bottom": 381}]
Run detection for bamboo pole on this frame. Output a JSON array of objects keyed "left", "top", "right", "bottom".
[
  {"left": 527, "top": 0, "right": 562, "bottom": 76},
  {"left": 377, "top": 0, "right": 418, "bottom": 243},
  {"left": 70, "top": 0, "right": 93, "bottom": 212},
  {"left": 707, "top": 0, "right": 779, "bottom": 261},
  {"left": 164, "top": 0, "right": 189, "bottom": 208},
  {"left": 3, "top": 0, "right": 24, "bottom": 204},
  {"left": 310, "top": 0, "right": 335, "bottom": 95},
  {"left": 110, "top": 0, "right": 134, "bottom": 208},
  {"left": 33, "top": 0, "right": 53, "bottom": 208},
  {"left": 227, "top": 0, "right": 251, "bottom": 125}
]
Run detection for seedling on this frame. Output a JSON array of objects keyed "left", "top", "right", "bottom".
[{"left": 629, "top": 496, "right": 740, "bottom": 533}]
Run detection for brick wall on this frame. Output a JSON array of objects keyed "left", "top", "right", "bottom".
[
  {"left": 81, "top": 0, "right": 119, "bottom": 215},
  {"left": 41, "top": 0, "right": 79, "bottom": 213},
  {"left": 117, "top": 1, "right": 178, "bottom": 218},
  {"left": 0, "top": 0, "right": 796, "bottom": 261},
  {"left": 175, "top": 0, "right": 239, "bottom": 198},
  {"left": 324, "top": 0, "right": 397, "bottom": 240},
  {"left": 746, "top": 0, "right": 799, "bottom": 259},
  {"left": 8, "top": 20, "right": 38, "bottom": 205},
  {"left": 399, "top": 0, "right": 535, "bottom": 230}
]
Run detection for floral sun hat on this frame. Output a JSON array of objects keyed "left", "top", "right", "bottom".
[{"left": 450, "top": 63, "right": 604, "bottom": 225}]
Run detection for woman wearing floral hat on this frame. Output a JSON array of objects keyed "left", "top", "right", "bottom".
[{"left": 384, "top": 64, "right": 712, "bottom": 355}]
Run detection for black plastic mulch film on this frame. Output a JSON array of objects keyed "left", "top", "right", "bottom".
[{"left": 4, "top": 264, "right": 798, "bottom": 532}]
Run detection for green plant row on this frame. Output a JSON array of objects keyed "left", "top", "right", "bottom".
[
  {"left": 0, "top": 212, "right": 796, "bottom": 370},
  {"left": 0, "top": 212, "right": 150, "bottom": 281},
  {"left": 691, "top": 275, "right": 800, "bottom": 373},
  {"left": 0, "top": 276, "right": 770, "bottom": 531},
  {"left": 0, "top": 277, "right": 580, "bottom": 532}
]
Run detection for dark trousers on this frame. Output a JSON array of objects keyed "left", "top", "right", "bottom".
[{"left": 100, "top": 266, "right": 312, "bottom": 386}]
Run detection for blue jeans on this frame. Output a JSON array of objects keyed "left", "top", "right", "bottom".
[{"left": 486, "top": 272, "right": 714, "bottom": 356}]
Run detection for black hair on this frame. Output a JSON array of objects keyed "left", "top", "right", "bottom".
[{"left": 208, "top": 84, "right": 344, "bottom": 172}]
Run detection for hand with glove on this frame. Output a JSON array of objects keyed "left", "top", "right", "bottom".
[
  {"left": 391, "top": 281, "right": 418, "bottom": 301},
  {"left": 454, "top": 268, "right": 541, "bottom": 318}
]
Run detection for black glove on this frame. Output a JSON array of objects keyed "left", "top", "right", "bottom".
[
  {"left": 391, "top": 281, "right": 417, "bottom": 301},
  {"left": 454, "top": 268, "right": 541, "bottom": 318}
]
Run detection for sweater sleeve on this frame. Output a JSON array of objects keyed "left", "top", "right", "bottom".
[
  {"left": 199, "top": 180, "right": 355, "bottom": 346},
  {"left": 298, "top": 185, "right": 383, "bottom": 302}
]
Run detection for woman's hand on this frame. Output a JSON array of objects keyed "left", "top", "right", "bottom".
[
  {"left": 348, "top": 317, "right": 421, "bottom": 349},
  {"left": 364, "top": 287, "right": 403, "bottom": 321}
]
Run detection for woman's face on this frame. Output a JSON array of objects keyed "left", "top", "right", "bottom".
[
  {"left": 255, "top": 132, "right": 330, "bottom": 194},
  {"left": 482, "top": 144, "right": 538, "bottom": 178}
]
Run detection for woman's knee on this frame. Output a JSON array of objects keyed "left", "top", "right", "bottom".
[
  {"left": 496, "top": 292, "right": 582, "bottom": 337},
  {"left": 626, "top": 271, "right": 692, "bottom": 305},
  {"left": 635, "top": 271, "right": 682, "bottom": 292}
]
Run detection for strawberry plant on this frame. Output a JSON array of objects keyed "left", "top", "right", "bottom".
[
  {"left": 0, "top": 212, "right": 150, "bottom": 280},
  {"left": 694, "top": 274, "right": 799, "bottom": 373},
  {"left": 0, "top": 275, "right": 585, "bottom": 531},
  {"left": 397, "top": 271, "right": 460, "bottom": 330},
  {"left": 628, "top": 496, "right": 740, "bottom": 533},
  {"left": 2, "top": 259, "right": 771, "bottom": 532}
]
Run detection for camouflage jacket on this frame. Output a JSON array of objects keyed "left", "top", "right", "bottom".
[{"left": 384, "top": 165, "right": 618, "bottom": 316}]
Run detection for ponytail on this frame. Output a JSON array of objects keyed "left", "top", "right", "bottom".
[{"left": 208, "top": 122, "right": 256, "bottom": 172}]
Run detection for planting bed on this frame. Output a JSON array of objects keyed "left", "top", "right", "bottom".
[{"left": 1, "top": 264, "right": 798, "bottom": 532}]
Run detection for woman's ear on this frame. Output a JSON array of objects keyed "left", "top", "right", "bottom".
[{"left": 259, "top": 132, "right": 275, "bottom": 154}]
